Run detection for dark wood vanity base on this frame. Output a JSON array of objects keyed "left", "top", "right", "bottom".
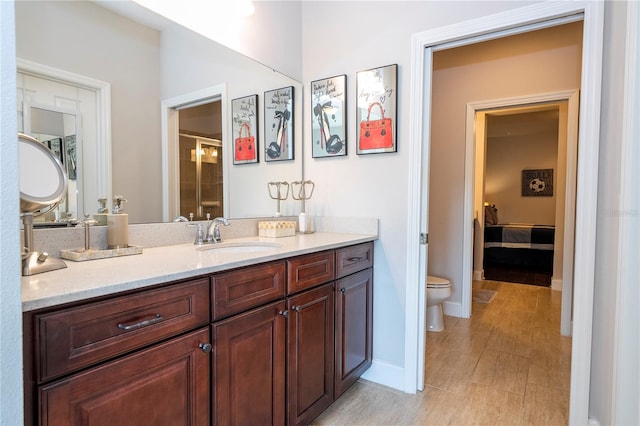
[{"left": 23, "top": 242, "right": 373, "bottom": 426}]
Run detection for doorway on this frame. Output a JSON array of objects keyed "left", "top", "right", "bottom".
[
  {"left": 406, "top": 3, "right": 604, "bottom": 425},
  {"left": 465, "top": 92, "right": 579, "bottom": 338}
]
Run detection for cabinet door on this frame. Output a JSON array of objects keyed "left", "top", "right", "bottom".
[
  {"left": 287, "top": 283, "right": 334, "bottom": 426},
  {"left": 39, "top": 327, "right": 211, "bottom": 426},
  {"left": 334, "top": 268, "right": 373, "bottom": 398},
  {"left": 213, "top": 301, "right": 286, "bottom": 426}
]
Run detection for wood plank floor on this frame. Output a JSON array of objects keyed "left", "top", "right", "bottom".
[{"left": 313, "top": 280, "right": 571, "bottom": 425}]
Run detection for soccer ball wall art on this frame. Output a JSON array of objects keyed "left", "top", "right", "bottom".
[{"left": 522, "top": 169, "right": 553, "bottom": 197}]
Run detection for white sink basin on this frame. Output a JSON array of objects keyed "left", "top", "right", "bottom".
[{"left": 195, "top": 241, "right": 283, "bottom": 254}]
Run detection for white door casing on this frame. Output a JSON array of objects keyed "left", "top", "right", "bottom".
[{"left": 406, "top": 3, "right": 603, "bottom": 426}]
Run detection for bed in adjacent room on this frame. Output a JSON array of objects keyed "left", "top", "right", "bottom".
[{"left": 483, "top": 223, "right": 555, "bottom": 286}]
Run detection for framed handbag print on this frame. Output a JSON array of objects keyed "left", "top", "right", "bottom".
[
  {"left": 231, "top": 94, "right": 259, "bottom": 164},
  {"left": 356, "top": 64, "right": 398, "bottom": 154},
  {"left": 311, "top": 74, "right": 346, "bottom": 158},
  {"left": 264, "top": 86, "right": 294, "bottom": 162}
]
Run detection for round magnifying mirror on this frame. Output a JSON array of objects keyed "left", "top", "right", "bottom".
[
  {"left": 19, "top": 133, "right": 68, "bottom": 214},
  {"left": 19, "top": 133, "right": 69, "bottom": 276}
]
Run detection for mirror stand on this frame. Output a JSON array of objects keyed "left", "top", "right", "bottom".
[{"left": 21, "top": 213, "right": 67, "bottom": 276}]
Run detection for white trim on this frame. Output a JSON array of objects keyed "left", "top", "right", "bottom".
[
  {"left": 611, "top": 2, "right": 640, "bottom": 424},
  {"left": 360, "top": 359, "right": 405, "bottom": 392},
  {"left": 404, "top": 32, "right": 431, "bottom": 394},
  {"left": 161, "top": 84, "right": 228, "bottom": 222},
  {"left": 442, "top": 301, "right": 462, "bottom": 318},
  {"left": 406, "top": 4, "right": 603, "bottom": 426},
  {"left": 16, "top": 57, "right": 112, "bottom": 215},
  {"left": 551, "top": 278, "right": 563, "bottom": 292}
]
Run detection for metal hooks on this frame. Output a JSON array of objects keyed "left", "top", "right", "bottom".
[
  {"left": 291, "top": 180, "right": 315, "bottom": 201},
  {"left": 267, "top": 181, "right": 290, "bottom": 216}
]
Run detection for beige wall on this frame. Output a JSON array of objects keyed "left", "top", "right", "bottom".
[
  {"left": 430, "top": 21, "right": 583, "bottom": 306},
  {"left": 485, "top": 127, "right": 558, "bottom": 225}
]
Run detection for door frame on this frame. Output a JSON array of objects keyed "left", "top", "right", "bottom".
[
  {"left": 463, "top": 90, "right": 579, "bottom": 337},
  {"left": 405, "top": 2, "right": 603, "bottom": 424}
]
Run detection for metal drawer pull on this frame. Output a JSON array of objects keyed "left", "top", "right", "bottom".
[
  {"left": 117, "top": 314, "right": 163, "bottom": 331},
  {"left": 347, "top": 256, "right": 364, "bottom": 262}
]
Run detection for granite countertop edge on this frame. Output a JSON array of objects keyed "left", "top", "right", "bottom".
[{"left": 22, "top": 233, "right": 377, "bottom": 312}]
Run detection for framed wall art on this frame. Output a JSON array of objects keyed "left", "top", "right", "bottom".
[
  {"left": 311, "top": 74, "right": 346, "bottom": 158},
  {"left": 522, "top": 168, "right": 554, "bottom": 196},
  {"left": 356, "top": 64, "right": 398, "bottom": 155},
  {"left": 231, "top": 94, "right": 259, "bottom": 164},
  {"left": 264, "top": 86, "right": 294, "bottom": 162}
]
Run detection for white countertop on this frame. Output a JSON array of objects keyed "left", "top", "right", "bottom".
[{"left": 22, "top": 233, "right": 376, "bottom": 312}]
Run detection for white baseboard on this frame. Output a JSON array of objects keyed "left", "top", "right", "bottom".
[
  {"left": 360, "top": 359, "right": 404, "bottom": 391},
  {"left": 443, "top": 300, "right": 463, "bottom": 318},
  {"left": 588, "top": 418, "right": 600, "bottom": 426},
  {"left": 473, "top": 269, "right": 483, "bottom": 281},
  {"left": 551, "top": 278, "right": 563, "bottom": 291}
]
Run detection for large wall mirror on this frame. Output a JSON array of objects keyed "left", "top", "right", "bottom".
[{"left": 16, "top": 0, "right": 303, "bottom": 224}]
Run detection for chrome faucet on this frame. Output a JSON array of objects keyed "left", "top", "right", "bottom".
[{"left": 205, "top": 217, "right": 230, "bottom": 244}]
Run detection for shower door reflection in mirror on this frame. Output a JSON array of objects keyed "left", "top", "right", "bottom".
[{"left": 178, "top": 100, "right": 224, "bottom": 220}]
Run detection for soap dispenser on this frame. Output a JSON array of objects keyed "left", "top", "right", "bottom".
[
  {"left": 93, "top": 198, "right": 108, "bottom": 226},
  {"left": 107, "top": 195, "right": 128, "bottom": 249}
]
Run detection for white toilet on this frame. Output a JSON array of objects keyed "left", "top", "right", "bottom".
[{"left": 426, "top": 275, "right": 452, "bottom": 332}]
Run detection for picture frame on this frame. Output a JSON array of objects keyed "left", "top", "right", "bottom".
[
  {"left": 521, "top": 168, "right": 554, "bottom": 196},
  {"left": 231, "top": 94, "right": 259, "bottom": 165},
  {"left": 311, "top": 74, "right": 347, "bottom": 158},
  {"left": 356, "top": 64, "right": 398, "bottom": 155},
  {"left": 263, "top": 86, "right": 294, "bottom": 161}
]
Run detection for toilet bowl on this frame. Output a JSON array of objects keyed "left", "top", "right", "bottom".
[{"left": 426, "top": 275, "right": 452, "bottom": 332}]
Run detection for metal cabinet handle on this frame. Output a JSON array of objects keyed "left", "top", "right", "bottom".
[
  {"left": 338, "top": 288, "right": 346, "bottom": 294},
  {"left": 117, "top": 313, "right": 163, "bottom": 331},
  {"left": 292, "top": 306, "right": 302, "bottom": 312},
  {"left": 347, "top": 256, "right": 364, "bottom": 262},
  {"left": 278, "top": 310, "right": 289, "bottom": 318},
  {"left": 199, "top": 343, "right": 213, "bottom": 353}
]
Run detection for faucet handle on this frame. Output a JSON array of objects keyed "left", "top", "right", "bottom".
[{"left": 193, "top": 223, "right": 205, "bottom": 245}]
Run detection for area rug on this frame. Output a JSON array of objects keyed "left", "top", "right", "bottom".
[{"left": 472, "top": 288, "right": 497, "bottom": 304}]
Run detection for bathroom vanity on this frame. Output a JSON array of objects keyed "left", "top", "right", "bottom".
[{"left": 22, "top": 233, "right": 374, "bottom": 425}]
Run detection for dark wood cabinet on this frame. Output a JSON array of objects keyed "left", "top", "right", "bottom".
[
  {"left": 25, "top": 241, "right": 374, "bottom": 426},
  {"left": 35, "top": 278, "right": 210, "bottom": 383},
  {"left": 334, "top": 268, "right": 373, "bottom": 398},
  {"left": 213, "top": 300, "right": 286, "bottom": 426},
  {"left": 287, "top": 283, "right": 335, "bottom": 426},
  {"left": 39, "top": 327, "right": 211, "bottom": 426}
]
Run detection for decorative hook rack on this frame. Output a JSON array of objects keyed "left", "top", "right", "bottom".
[
  {"left": 267, "top": 181, "right": 290, "bottom": 217},
  {"left": 291, "top": 180, "right": 315, "bottom": 213}
]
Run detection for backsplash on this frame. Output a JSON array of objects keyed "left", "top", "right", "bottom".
[{"left": 28, "top": 217, "right": 378, "bottom": 258}]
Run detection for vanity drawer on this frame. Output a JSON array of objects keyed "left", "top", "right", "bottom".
[
  {"left": 287, "top": 250, "right": 335, "bottom": 294},
  {"left": 35, "top": 278, "right": 210, "bottom": 383},
  {"left": 212, "top": 261, "right": 286, "bottom": 321},
  {"left": 336, "top": 242, "right": 374, "bottom": 279}
]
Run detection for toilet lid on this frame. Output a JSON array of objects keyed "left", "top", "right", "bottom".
[{"left": 426, "top": 275, "right": 450, "bottom": 288}]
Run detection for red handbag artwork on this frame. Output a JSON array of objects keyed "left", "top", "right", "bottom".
[
  {"left": 359, "top": 102, "right": 393, "bottom": 150},
  {"left": 235, "top": 123, "right": 256, "bottom": 161}
]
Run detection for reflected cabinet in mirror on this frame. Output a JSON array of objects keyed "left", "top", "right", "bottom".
[{"left": 16, "top": 0, "right": 302, "bottom": 224}]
